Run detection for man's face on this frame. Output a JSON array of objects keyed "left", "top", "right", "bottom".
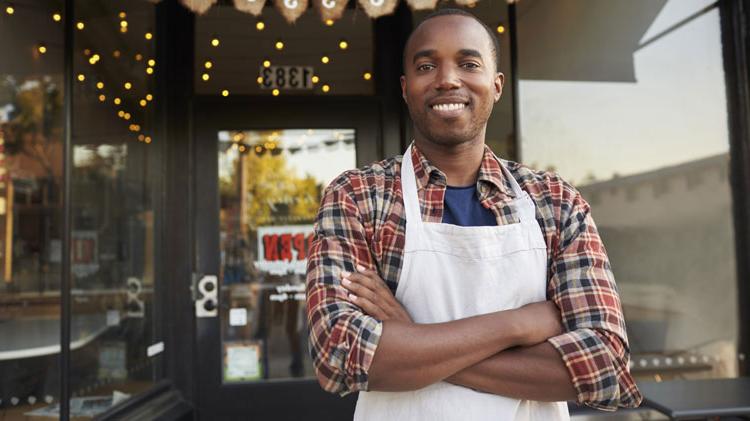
[{"left": 401, "top": 15, "right": 504, "bottom": 147}]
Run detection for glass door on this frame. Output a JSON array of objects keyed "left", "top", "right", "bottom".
[{"left": 193, "top": 99, "right": 380, "bottom": 420}]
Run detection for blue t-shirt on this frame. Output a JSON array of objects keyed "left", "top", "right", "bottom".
[{"left": 441, "top": 184, "right": 497, "bottom": 226}]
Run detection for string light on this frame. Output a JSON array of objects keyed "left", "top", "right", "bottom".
[
  {"left": 124, "top": 113, "right": 131, "bottom": 120},
  {"left": 263, "top": 59, "right": 271, "bottom": 68},
  {"left": 124, "top": 82, "right": 132, "bottom": 90},
  {"left": 275, "top": 40, "right": 284, "bottom": 50},
  {"left": 120, "top": 25, "right": 127, "bottom": 33},
  {"left": 145, "top": 32, "right": 153, "bottom": 40},
  {"left": 76, "top": 21, "right": 85, "bottom": 30},
  {"left": 118, "top": 110, "right": 125, "bottom": 117},
  {"left": 204, "top": 60, "right": 213, "bottom": 69},
  {"left": 135, "top": 54, "right": 143, "bottom": 61},
  {"left": 221, "top": 89, "right": 229, "bottom": 97},
  {"left": 146, "top": 67, "right": 154, "bottom": 75},
  {"left": 113, "top": 50, "right": 121, "bottom": 58},
  {"left": 98, "top": 94, "right": 106, "bottom": 102},
  {"left": 37, "top": 44, "right": 47, "bottom": 54},
  {"left": 138, "top": 134, "right": 145, "bottom": 142},
  {"left": 256, "top": 76, "right": 263, "bottom": 84},
  {"left": 496, "top": 24, "right": 505, "bottom": 34},
  {"left": 311, "top": 75, "right": 319, "bottom": 84},
  {"left": 114, "top": 97, "right": 122, "bottom": 105},
  {"left": 202, "top": 73, "right": 210, "bottom": 81},
  {"left": 211, "top": 38, "right": 220, "bottom": 47},
  {"left": 147, "top": 59, "right": 155, "bottom": 67},
  {"left": 272, "top": 89, "right": 280, "bottom": 96},
  {"left": 139, "top": 99, "right": 147, "bottom": 107},
  {"left": 120, "top": 20, "right": 128, "bottom": 28},
  {"left": 144, "top": 136, "right": 152, "bottom": 144},
  {"left": 146, "top": 94, "right": 153, "bottom": 101},
  {"left": 77, "top": 74, "right": 85, "bottom": 82},
  {"left": 239, "top": 145, "right": 246, "bottom": 152},
  {"left": 339, "top": 40, "right": 348, "bottom": 50},
  {"left": 52, "top": 13, "right": 61, "bottom": 22},
  {"left": 321, "top": 56, "right": 330, "bottom": 64},
  {"left": 5, "top": 5, "right": 14, "bottom": 15},
  {"left": 322, "top": 84, "right": 330, "bottom": 93},
  {"left": 363, "top": 72, "right": 372, "bottom": 81},
  {"left": 83, "top": 49, "right": 91, "bottom": 56},
  {"left": 119, "top": 11, "right": 126, "bottom": 19},
  {"left": 256, "top": 21, "right": 265, "bottom": 31},
  {"left": 325, "top": 19, "right": 334, "bottom": 26},
  {"left": 96, "top": 82, "right": 104, "bottom": 89}
]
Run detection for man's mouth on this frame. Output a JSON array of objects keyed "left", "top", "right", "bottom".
[{"left": 431, "top": 103, "right": 467, "bottom": 111}]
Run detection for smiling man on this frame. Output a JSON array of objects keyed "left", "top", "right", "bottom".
[{"left": 306, "top": 8, "right": 642, "bottom": 420}]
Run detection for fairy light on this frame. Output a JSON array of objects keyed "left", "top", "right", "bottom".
[
  {"left": 256, "top": 20, "right": 265, "bottom": 31},
  {"left": 145, "top": 32, "right": 153, "bottom": 40},
  {"left": 77, "top": 74, "right": 85, "bottom": 82},
  {"left": 113, "top": 50, "right": 121, "bottom": 58},
  {"left": 118, "top": 110, "right": 125, "bottom": 118},
  {"left": 311, "top": 75, "right": 319, "bottom": 84},
  {"left": 139, "top": 99, "right": 147, "bottom": 107},
  {"left": 144, "top": 136, "right": 152, "bottom": 144},
  {"left": 119, "top": 11, "right": 126, "bottom": 19},
  {"left": 221, "top": 89, "right": 229, "bottom": 97},
  {"left": 339, "top": 40, "right": 348, "bottom": 50},
  {"left": 325, "top": 19, "right": 334, "bottom": 26},
  {"left": 202, "top": 73, "right": 210, "bottom": 81},
  {"left": 5, "top": 5, "right": 14, "bottom": 15},
  {"left": 272, "top": 89, "right": 280, "bottom": 96},
  {"left": 147, "top": 59, "right": 155, "bottom": 67},
  {"left": 239, "top": 145, "right": 247, "bottom": 152},
  {"left": 114, "top": 97, "right": 122, "bottom": 105},
  {"left": 98, "top": 94, "right": 106, "bottom": 102},
  {"left": 211, "top": 38, "right": 220, "bottom": 47},
  {"left": 52, "top": 13, "right": 62, "bottom": 22},
  {"left": 124, "top": 113, "right": 131, "bottom": 120},
  {"left": 322, "top": 84, "right": 330, "bottom": 93},
  {"left": 83, "top": 49, "right": 91, "bottom": 56},
  {"left": 138, "top": 134, "right": 145, "bottom": 142},
  {"left": 146, "top": 94, "right": 153, "bottom": 101},
  {"left": 275, "top": 40, "right": 284, "bottom": 50},
  {"left": 263, "top": 59, "right": 271, "bottom": 68},
  {"left": 146, "top": 67, "right": 154, "bottom": 75},
  {"left": 363, "top": 72, "right": 372, "bottom": 81},
  {"left": 135, "top": 54, "right": 143, "bottom": 61},
  {"left": 120, "top": 20, "right": 128, "bottom": 29},
  {"left": 496, "top": 24, "right": 505, "bottom": 34},
  {"left": 256, "top": 76, "right": 263, "bottom": 84},
  {"left": 76, "top": 21, "right": 84, "bottom": 30},
  {"left": 204, "top": 60, "right": 213, "bottom": 69},
  {"left": 96, "top": 82, "right": 104, "bottom": 89},
  {"left": 37, "top": 44, "right": 47, "bottom": 54},
  {"left": 321, "top": 55, "right": 330, "bottom": 64},
  {"left": 124, "top": 82, "right": 132, "bottom": 90}
]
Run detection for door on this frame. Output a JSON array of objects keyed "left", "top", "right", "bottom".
[{"left": 193, "top": 97, "right": 382, "bottom": 420}]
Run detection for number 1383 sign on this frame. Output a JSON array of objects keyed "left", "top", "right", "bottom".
[{"left": 259, "top": 66, "right": 314, "bottom": 90}]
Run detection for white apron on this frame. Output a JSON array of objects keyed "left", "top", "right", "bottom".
[{"left": 353, "top": 146, "right": 570, "bottom": 421}]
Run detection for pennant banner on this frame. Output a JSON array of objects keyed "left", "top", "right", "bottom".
[
  {"left": 234, "top": 0, "right": 267, "bottom": 16},
  {"left": 274, "top": 0, "right": 310, "bottom": 23},
  {"left": 357, "top": 0, "right": 398, "bottom": 18},
  {"left": 405, "top": 0, "right": 439, "bottom": 10},
  {"left": 311, "top": 0, "right": 349, "bottom": 22},
  {"left": 180, "top": 0, "right": 217, "bottom": 15}
]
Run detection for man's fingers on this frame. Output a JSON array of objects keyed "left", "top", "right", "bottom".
[
  {"left": 346, "top": 294, "right": 383, "bottom": 319},
  {"left": 340, "top": 278, "right": 378, "bottom": 303}
]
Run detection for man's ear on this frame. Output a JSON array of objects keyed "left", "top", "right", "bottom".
[
  {"left": 494, "top": 72, "right": 505, "bottom": 103},
  {"left": 400, "top": 75, "right": 408, "bottom": 104}
]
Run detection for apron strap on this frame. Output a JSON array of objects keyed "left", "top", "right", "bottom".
[{"left": 400, "top": 145, "right": 424, "bottom": 228}]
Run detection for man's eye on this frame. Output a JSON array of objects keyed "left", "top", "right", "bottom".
[
  {"left": 462, "top": 62, "right": 480, "bottom": 69},
  {"left": 416, "top": 64, "right": 435, "bottom": 71}
]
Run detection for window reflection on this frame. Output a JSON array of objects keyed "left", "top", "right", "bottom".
[
  {"left": 218, "top": 129, "right": 355, "bottom": 382},
  {"left": 518, "top": 0, "right": 737, "bottom": 381}
]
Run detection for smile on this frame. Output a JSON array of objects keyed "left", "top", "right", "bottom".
[{"left": 431, "top": 103, "right": 466, "bottom": 111}]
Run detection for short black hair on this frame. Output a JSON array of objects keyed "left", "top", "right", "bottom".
[{"left": 403, "top": 8, "right": 501, "bottom": 73}]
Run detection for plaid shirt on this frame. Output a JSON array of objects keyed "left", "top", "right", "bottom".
[{"left": 306, "top": 143, "right": 643, "bottom": 411}]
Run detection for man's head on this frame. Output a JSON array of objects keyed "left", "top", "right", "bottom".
[{"left": 401, "top": 9, "right": 504, "bottom": 148}]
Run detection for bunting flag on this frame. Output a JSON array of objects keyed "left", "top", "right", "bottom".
[
  {"left": 405, "top": 0, "right": 439, "bottom": 10},
  {"left": 311, "top": 0, "right": 349, "bottom": 22},
  {"left": 180, "top": 0, "right": 217, "bottom": 15},
  {"left": 274, "top": 0, "right": 310, "bottom": 23},
  {"left": 357, "top": 0, "right": 399, "bottom": 18},
  {"left": 234, "top": 0, "right": 267, "bottom": 16}
]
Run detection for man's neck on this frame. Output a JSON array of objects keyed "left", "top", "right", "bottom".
[{"left": 414, "top": 137, "right": 485, "bottom": 187}]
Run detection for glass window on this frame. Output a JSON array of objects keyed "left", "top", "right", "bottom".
[
  {"left": 195, "top": 7, "right": 374, "bottom": 96},
  {"left": 518, "top": 0, "right": 738, "bottom": 381},
  {"left": 0, "top": 1, "right": 64, "bottom": 419},
  {"left": 218, "top": 128, "right": 356, "bottom": 382}
]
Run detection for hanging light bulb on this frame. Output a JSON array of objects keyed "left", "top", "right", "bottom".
[
  {"left": 37, "top": 44, "right": 47, "bottom": 54},
  {"left": 146, "top": 94, "right": 153, "bottom": 101},
  {"left": 204, "top": 60, "right": 213, "bottom": 69},
  {"left": 5, "top": 5, "right": 14, "bottom": 15},
  {"left": 77, "top": 74, "right": 85, "bottom": 82},
  {"left": 256, "top": 20, "right": 265, "bottom": 31},
  {"left": 363, "top": 72, "right": 372, "bottom": 81},
  {"left": 272, "top": 89, "right": 280, "bottom": 96},
  {"left": 114, "top": 97, "right": 122, "bottom": 105},
  {"left": 311, "top": 75, "right": 319, "bottom": 84},
  {"left": 119, "top": 11, "right": 127, "bottom": 19},
  {"left": 124, "top": 82, "right": 132, "bottom": 90},
  {"left": 139, "top": 99, "right": 147, "bottom": 107},
  {"left": 275, "top": 40, "right": 284, "bottom": 50},
  {"left": 76, "top": 21, "right": 85, "bottom": 30},
  {"left": 321, "top": 55, "right": 330, "bottom": 64},
  {"left": 322, "top": 84, "right": 330, "bottom": 93},
  {"left": 339, "top": 40, "right": 348, "bottom": 50},
  {"left": 221, "top": 89, "right": 229, "bottom": 97},
  {"left": 146, "top": 67, "right": 154, "bottom": 75},
  {"left": 98, "top": 94, "right": 106, "bottom": 102},
  {"left": 211, "top": 37, "right": 220, "bottom": 47},
  {"left": 202, "top": 73, "right": 210, "bottom": 81},
  {"left": 325, "top": 19, "right": 334, "bottom": 26},
  {"left": 145, "top": 32, "right": 153, "bottom": 40},
  {"left": 263, "top": 59, "right": 271, "bottom": 68},
  {"left": 496, "top": 24, "right": 505, "bottom": 34},
  {"left": 96, "top": 81, "right": 104, "bottom": 89},
  {"left": 52, "top": 13, "right": 62, "bottom": 22}
]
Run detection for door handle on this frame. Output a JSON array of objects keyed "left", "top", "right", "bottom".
[{"left": 193, "top": 274, "right": 219, "bottom": 318}]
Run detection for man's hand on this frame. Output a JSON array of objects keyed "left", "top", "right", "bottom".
[
  {"left": 514, "top": 301, "right": 566, "bottom": 346},
  {"left": 340, "top": 265, "right": 413, "bottom": 323}
]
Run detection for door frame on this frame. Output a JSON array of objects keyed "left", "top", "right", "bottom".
[{"left": 192, "top": 95, "right": 384, "bottom": 420}]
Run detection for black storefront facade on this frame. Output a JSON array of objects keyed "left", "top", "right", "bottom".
[{"left": 1, "top": 0, "right": 750, "bottom": 420}]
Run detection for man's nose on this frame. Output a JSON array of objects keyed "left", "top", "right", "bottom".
[{"left": 435, "top": 66, "right": 461, "bottom": 90}]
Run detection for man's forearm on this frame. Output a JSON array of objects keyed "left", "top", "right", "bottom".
[
  {"left": 367, "top": 310, "right": 525, "bottom": 391},
  {"left": 445, "top": 341, "right": 577, "bottom": 402}
]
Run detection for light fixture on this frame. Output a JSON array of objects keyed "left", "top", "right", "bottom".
[
  {"left": 52, "top": 13, "right": 61, "bottom": 22},
  {"left": 76, "top": 21, "right": 84, "bottom": 30},
  {"left": 239, "top": 145, "right": 247, "bottom": 152},
  {"left": 322, "top": 84, "right": 330, "bottom": 93},
  {"left": 139, "top": 99, "right": 147, "bottom": 107},
  {"left": 145, "top": 32, "right": 153, "bottom": 40},
  {"left": 321, "top": 55, "right": 330, "bottom": 64},
  {"left": 138, "top": 134, "right": 145, "bottom": 142},
  {"left": 272, "top": 89, "right": 280, "bottom": 96},
  {"left": 124, "top": 113, "right": 131, "bottom": 120},
  {"left": 77, "top": 74, "right": 85, "bottom": 82},
  {"left": 263, "top": 59, "right": 271, "bottom": 68},
  {"left": 5, "top": 5, "right": 14, "bottom": 15},
  {"left": 114, "top": 97, "right": 122, "bottom": 105},
  {"left": 118, "top": 110, "right": 125, "bottom": 117},
  {"left": 119, "top": 11, "right": 126, "bottom": 19},
  {"left": 339, "top": 40, "right": 348, "bottom": 50},
  {"left": 113, "top": 50, "right": 121, "bottom": 58},
  {"left": 146, "top": 94, "right": 153, "bottom": 101},
  {"left": 120, "top": 20, "right": 128, "bottom": 28},
  {"left": 37, "top": 44, "right": 47, "bottom": 54},
  {"left": 221, "top": 89, "right": 229, "bottom": 97},
  {"left": 204, "top": 60, "right": 213, "bottom": 69},
  {"left": 98, "top": 94, "right": 106, "bottom": 102},
  {"left": 146, "top": 67, "right": 154, "bottom": 75},
  {"left": 202, "top": 73, "right": 210, "bottom": 81},
  {"left": 311, "top": 75, "right": 319, "bottom": 84},
  {"left": 256, "top": 76, "right": 263, "bottom": 84},
  {"left": 275, "top": 40, "right": 284, "bottom": 50},
  {"left": 211, "top": 38, "right": 220, "bottom": 47},
  {"left": 325, "top": 19, "right": 334, "bottom": 26},
  {"left": 120, "top": 26, "right": 127, "bottom": 33},
  {"left": 256, "top": 20, "right": 265, "bottom": 31},
  {"left": 496, "top": 24, "right": 505, "bottom": 34},
  {"left": 83, "top": 49, "right": 91, "bottom": 56},
  {"left": 135, "top": 54, "right": 143, "bottom": 61},
  {"left": 96, "top": 82, "right": 104, "bottom": 89},
  {"left": 147, "top": 59, "right": 155, "bottom": 67},
  {"left": 144, "top": 136, "right": 152, "bottom": 144},
  {"left": 124, "top": 82, "right": 132, "bottom": 90},
  {"left": 363, "top": 72, "right": 372, "bottom": 81}
]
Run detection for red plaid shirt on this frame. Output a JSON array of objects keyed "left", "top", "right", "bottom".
[{"left": 306, "top": 143, "right": 643, "bottom": 411}]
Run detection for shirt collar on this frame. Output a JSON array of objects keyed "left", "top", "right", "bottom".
[{"left": 409, "top": 142, "right": 516, "bottom": 199}]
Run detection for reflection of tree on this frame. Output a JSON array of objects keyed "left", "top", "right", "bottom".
[{"left": 229, "top": 151, "right": 320, "bottom": 229}]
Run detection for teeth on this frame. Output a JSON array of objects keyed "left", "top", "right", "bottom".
[{"left": 432, "top": 103, "right": 465, "bottom": 111}]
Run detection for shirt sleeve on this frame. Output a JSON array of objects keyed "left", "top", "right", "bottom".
[
  {"left": 306, "top": 174, "right": 383, "bottom": 396},
  {"left": 545, "top": 183, "right": 643, "bottom": 411}
]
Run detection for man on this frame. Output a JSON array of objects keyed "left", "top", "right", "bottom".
[{"left": 306, "top": 8, "right": 642, "bottom": 420}]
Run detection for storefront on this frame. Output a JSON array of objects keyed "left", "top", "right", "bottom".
[{"left": 1, "top": 0, "right": 749, "bottom": 419}]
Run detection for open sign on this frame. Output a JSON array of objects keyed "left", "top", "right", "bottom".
[{"left": 255, "top": 225, "right": 315, "bottom": 275}]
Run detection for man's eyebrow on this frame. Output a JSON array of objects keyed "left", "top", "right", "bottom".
[
  {"left": 412, "top": 49, "right": 437, "bottom": 63},
  {"left": 458, "top": 49, "right": 484, "bottom": 60}
]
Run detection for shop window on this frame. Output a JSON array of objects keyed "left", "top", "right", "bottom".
[
  {"left": 0, "top": 1, "right": 64, "bottom": 418},
  {"left": 217, "top": 128, "right": 356, "bottom": 382},
  {"left": 518, "top": 0, "right": 739, "bottom": 382},
  {"left": 195, "top": 7, "right": 374, "bottom": 96}
]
